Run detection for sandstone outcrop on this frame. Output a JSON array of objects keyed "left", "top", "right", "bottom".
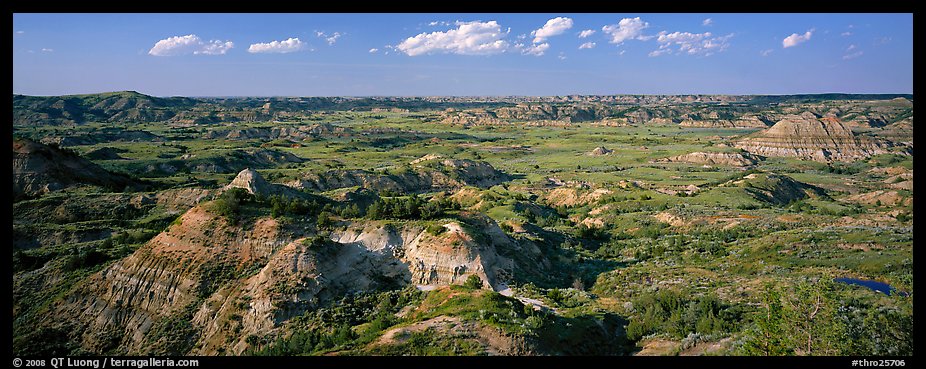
[
  {"left": 223, "top": 168, "right": 305, "bottom": 198},
  {"left": 655, "top": 151, "right": 760, "bottom": 167},
  {"left": 735, "top": 112, "right": 891, "bottom": 162},
  {"left": 588, "top": 146, "right": 613, "bottom": 156}
]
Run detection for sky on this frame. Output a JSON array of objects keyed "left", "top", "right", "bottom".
[{"left": 12, "top": 13, "right": 913, "bottom": 97}]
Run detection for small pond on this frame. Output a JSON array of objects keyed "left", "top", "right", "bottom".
[{"left": 835, "top": 277, "right": 906, "bottom": 296}]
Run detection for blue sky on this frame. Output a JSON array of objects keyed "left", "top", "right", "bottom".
[{"left": 12, "top": 13, "right": 913, "bottom": 96}]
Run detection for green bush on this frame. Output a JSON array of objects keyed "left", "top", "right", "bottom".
[{"left": 463, "top": 274, "right": 484, "bottom": 289}]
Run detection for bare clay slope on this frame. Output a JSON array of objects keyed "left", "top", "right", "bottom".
[
  {"left": 735, "top": 112, "right": 891, "bottom": 162},
  {"left": 47, "top": 172, "right": 531, "bottom": 355},
  {"left": 13, "top": 138, "right": 140, "bottom": 200}
]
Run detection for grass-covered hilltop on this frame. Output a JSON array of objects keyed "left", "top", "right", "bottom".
[{"left": 13, "top": 92, "right": 913, "bottom": 356}]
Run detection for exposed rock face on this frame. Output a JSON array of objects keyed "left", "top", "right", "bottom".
[
  {"left": 49, "top": 195, "right": 525, "bottom": 355},
  {"left": 735, "top": 112, "right": 891, "bottom": 162},
  {"left": 656, "top": 151, "right": 760, "bottom": 167},
  {"left": 51, "top": 206, "right": 292, "bottom": 354},
  {"left": 224, "top": 168, "right": 273, "bottom": 195},
  {"left": 679, "top": 114, "right": 770, "bottom": 128},
  {"left": 224, "top": 168, "right": 304, "bottom": 198},
  {"left": 290, "top": 159, "right": 509, "bottom": 193},
  {"left": 843, "top": 190, "right": 909, "bottom": 207},
  {"left": 202, "top": 123, "right": 350, "bottom": 140},
  {"left": 543, "top": 187, "right": 612, "bottom": 207},
  {"left": 439, "top": 109, "right": 506, "bottom": 126},
  {"left": 13, "top": 138, "right": 140, "bottom": 200},
  {"left": 332, "top": 217, "right": 516, "bottom": 290},
  {"left": 588, "top": 146, "right": 613, "bottom": 156}
]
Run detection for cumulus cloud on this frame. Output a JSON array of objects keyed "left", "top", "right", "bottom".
[
  {"left": 369, "top": 48, "right": 379, "bottom": 53},
  {"left": 843, "top": 51, "right": 863, "bottom": 60},
  {"left": 316, "top": 31, "right": 343, "bottom": 46},
  {"left": 602, "top": 17, "right": 650, "bottom": 44},
  {"left": 198, "top": 40, "right": 234, "bottom": 55},
  {"left": 578, "top": 29, "right": 595, "bottom": 38},
  {"left": 41, "top": 48, "right": 53, "bottom": 52},
  {"left": 397, "top": 20, "right": 510, "bottom": 56},
  {"left": 531, "top": 16, "right": 573, "bottom": 43},
  {"left": 651, "top": 31, "right": 733, "bottom": 57},
  {"left": 702, "top": 18, "right": 713, "bottom": 26},
  {"left": 579, "top": 42, "right": 596, "bottom": 49},
  {"left": 149, "top": 34, "right": 234, "bottom": 56},
  {"left": 782, "top": 29, "right": 813, "bottom": 48},
  {"left": 247, "top": 38, "right": 306, "bottom": 53},
  {"left": 760, "top": 49, "right": 774, "bottom": 57},
  {"left": 521, "top": 42, "right": 550, "bottom": 56}
]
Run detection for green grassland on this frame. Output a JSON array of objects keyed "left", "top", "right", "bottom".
[{"left": 12, "top": 105, "right": 913, "bottom": 356}]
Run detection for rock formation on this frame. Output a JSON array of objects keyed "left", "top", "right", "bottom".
[
  {"left": 13, "top": 138, "right": 140, "bottom": 200},
  {"left": 290, "top": 159, "right": 509, "bottom": 193},
  {"left": 588, "top": 146, "right": 613, "bottom": 156},
  {"left": 735, "top": 112, "right": 890, "bottom": 162},
  {"left": 656, "top": 151, "right": 760, "bottom": 167},
  {"left": 223, "top": 168, "right": 305, "bottom": 198}
]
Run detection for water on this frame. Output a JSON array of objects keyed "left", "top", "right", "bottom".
[{"left": 835, "top": 277, "right": 905, "bottom": 296}]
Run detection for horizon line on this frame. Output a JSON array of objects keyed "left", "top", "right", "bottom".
[{"left": 12, "top": 91, "right": 915, "bottom": 99}]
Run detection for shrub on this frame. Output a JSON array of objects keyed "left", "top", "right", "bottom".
[{"left": 463, "top": 274, "right": 484, "bottom": 289}]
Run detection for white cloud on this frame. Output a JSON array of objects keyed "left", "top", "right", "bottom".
[
  {"left": 149, "top": 34, "right": 201, "bottom": 56},
  {"left": 841, "top": 31, "right": 852, "bottom": 37},
  {"left": 316, "top": 31, "right": 343, "bottom": 46},
  {"left": 648, "top": 49, "right": 671, "bottom": 57},
  {"left": 782, "top": 29, "right": 813, "bottom": 48},
  {"left": 557, "top": 52, "right": 567, "bottom": 60},
  {"left": 247, "top": 38, "right": 306, "bottom": 54},
  {"left": 843, "top": 51, "right": 863, "bottom": 60},
  {"left": 521, "top": 42, "right": 550, "bottom": 56},
  {"left": 197, "top": 40, "right": 234, "bottom": 55},
  {"left": 846, "top": 44, "right": 857, "bottom": 51},
  {"left": 369, "top": 48, "right": 379, "bottom": 53},
  {"left": 397, "top": 20, "right": 510, "bottom": 56},
  {"left": 651, "top": 31, "right": 733, "bottom": 56},
  {"left": 602, "top": 17, "right": 650, "bottom": 45},
  {"left": 41, "top": 48, "right": 53, "bottom": 52},
  {"left": 760, "top": 49, "right": 774, "bottom": 57},
  {"left": 578, "top": 29, "right": 596, "bottom": 38},
  {"left": 531, "top": 17, "right": 573, "bottom": 43},
  {"left": 702, "top": 18, "right": 713, "bottom": 26},
  {"left": 15, "top": 30, "right": 24, "bottom": 34},
  {"left": 619, "top": 50, "right": 626, "bottom": 56},
  {"left": 149, "top": 34, "right": 234, "bottom": 56},
  {"left": 579, "top": 42, "right": 596, "bottom": 49}
]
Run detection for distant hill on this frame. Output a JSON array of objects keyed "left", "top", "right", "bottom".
[
  {"left": 12, "top": 91, "right": 914, "bottom": 127},
  {"left": 13, "top": 91, "right": 197, "bottom": 126},
  {"left": 13, "top": 138, "right": 142, "bottom": 200}
]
